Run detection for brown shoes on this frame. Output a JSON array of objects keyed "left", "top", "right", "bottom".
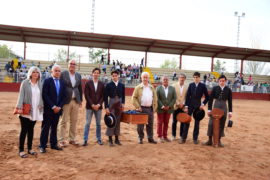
[
  {"left": 69, "top": 140, "right": 79, "bottom": 146},
  {"left": 59, "top": 141, "right": 67, "bottom": 148}
]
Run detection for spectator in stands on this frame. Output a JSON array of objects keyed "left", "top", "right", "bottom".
[
  {"left": 102, "top": 64, "right": 107, "bottom": 74},
  {"left": 15, "top": 66, "right": 43, "bottom": 158},
  {"left": 112, "top": 60, "right": 115, "bottom": 66},
  {"left": 31, "top": 61, "right": 35, "bottom": 67},
  {"left": 5, "top": 62, "right": 12, "bottom": 72},
  {"left": 101, "top": 55, "right": 105, "bottom": 64},
  {"left": 203, "top": 74, "right": 207, "bottom": 83},
  {"left": 18, "top": 57, "right": 22, "bottom": 69},
  {"left": 37, "top": 62, "right": 42, "bottom": 70},
  {"left": 262, "top": 82, "right": 269, "bottom": 93},
  {"left": 21, "top": 62, "right": 27, "bottom": 69},
  {"left": 141, "top": 57, "right": 144, "bottom": 67},
  {"left": 172, "top": 71, "right": 177, "bottom": 81},
  {"left": 107, "top": 57, "right": 110, "bottom": 65}
]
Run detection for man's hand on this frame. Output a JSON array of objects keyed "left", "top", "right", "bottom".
[
  {"left": 122, "top": 104, "right": 125, "bottom": 111},
  {"left": 136, "top": 107, "right": 142, "bottom": 112},
  {"left": 184, "top": 107, "right": 188, "bottom": 113},
  {"left": 229, "top": 113, "right": 232, "bottom": 119},
  {"left": 199, "top": 105, "right": 204, "bottom": 110},
  {"left": 105, "top": 108, "right": 110, "bottom": 115},
  {"left": 179, "top": 104, "right": 184, "bottom": 109},
  {"left": 53, "top": 107, "right": 61, "bottom": 114},
  {"left": 164, "top": 106, "right": 169, "bottom": 111},
  {"left": 207, "top": 111, "right": 212, "bottom": 117}
]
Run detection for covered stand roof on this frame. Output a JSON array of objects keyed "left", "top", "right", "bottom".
[{"left": 0, "top": 24, "right": 270, "bottom": 62}]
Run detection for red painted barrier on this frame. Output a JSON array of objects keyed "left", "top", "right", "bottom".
[{"left": 0, "top": 82, "right": 269, "bottom": 101}]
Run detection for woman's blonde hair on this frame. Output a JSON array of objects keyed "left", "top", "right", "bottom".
[{"left": 27, "top": 66, "right": 42, "bottom": 81}]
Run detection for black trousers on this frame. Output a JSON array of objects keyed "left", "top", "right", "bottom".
[
  {"left": 172, "top": 108, "right": 184, "bottom": 137},
  {"left": 19, "top": 116, "right": 36, "bottom": 152},
  {"left": 40, "top": 112, "right": 60, "bottom": 148},
  {"left": 181, "top": 106, "right": 201, "bottom": 140},
  {"left": 137, "top": 107, "right": 154, "bottom": 140}
]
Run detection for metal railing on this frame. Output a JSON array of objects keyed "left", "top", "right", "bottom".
[{"left": 1, "top": 71, "right": 269, "bottom": 93}]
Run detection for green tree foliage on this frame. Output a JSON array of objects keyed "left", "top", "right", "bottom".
[
  {"left": 160, "top": 58, "right": 177, "bottom": 69},
  {"left": 54, "top": 48, "right": 79, "bottom": 62},
  {"left": 214, "top": 59, "right": 226, "bottom": 72},
  {"left": 88, "top": 48, "right": 107, "bottom": 63},
  {"left": 0, "top": 44, "right": 16, "bottom": 58}
]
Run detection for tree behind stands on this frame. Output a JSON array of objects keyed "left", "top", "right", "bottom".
[
  {"left": 0, "top": 44, "right": 17, "bottom": 58},
  {"left": 54, "top": 48, "right": 79, "bottom": 62}
]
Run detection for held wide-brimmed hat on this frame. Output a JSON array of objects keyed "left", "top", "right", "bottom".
[
  {"left": 177, "top": 112, "right": 191, "bottom": 123},
  {"left": 104, "top": 113, "right": 116, "bottom": 128},
  {"left": 193, "top": 108, "right": 205, "bottom": 121}
]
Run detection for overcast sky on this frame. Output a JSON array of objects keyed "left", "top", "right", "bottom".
[{"left": 1, "top": 0, "right": 270, "bottom": 73}]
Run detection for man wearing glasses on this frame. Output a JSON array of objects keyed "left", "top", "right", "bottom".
[
  {"left": 180, "top": 72, "right": 209, "bottom": 144},
  {"left": 58, "top": 60, "right": 82, "bottom": 147}
]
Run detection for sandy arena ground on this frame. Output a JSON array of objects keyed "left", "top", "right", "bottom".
[{"left": 0, "top": 92, "right": 269, "bottom": 180}]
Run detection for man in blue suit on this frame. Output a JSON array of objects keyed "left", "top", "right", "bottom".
[
  {"left": 180, "top": 72, "right": 209, "bottom": 144},
  {"left": 39, "top": 64, "right": 66, "bottom": 153}
]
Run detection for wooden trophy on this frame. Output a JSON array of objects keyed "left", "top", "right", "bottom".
[{"left": 211, "top": 108, "right": 224, "bottom": 148}]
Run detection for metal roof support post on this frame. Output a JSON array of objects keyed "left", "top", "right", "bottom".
[
  {"left": 240, "top": 59, "right": 244, "bottom": 74},
  {"left": 145, "top": 51, "right": 148, "bottom": 67},
  {"left": 67, "top": 45, "right": 70, "bottom": 62},
  {"left": 211, "top": 57, "right": 214, "bottom": 72},
  {"left": 179, "top": 54, "right": 182, "bottom": 70},
  {"left": 23, "top": 41, "right": 26, "bottom": 59},
  {"left": 108, "top": 48, "right": 110, "bottom": 63}
]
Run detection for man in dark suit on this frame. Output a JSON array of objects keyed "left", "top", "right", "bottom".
[
  {"left": 180, "top": 72, "right": 209, "bottom": 144},
  {"left": 40, "top": 65, "right": 66, "bottom": 153},
  {"left": 83, "top": 68, "right": 105, "bottom": 146},
  {"left": 104, "top": 70, "right": 125, "bottom": 146},
  {"left": 58, "top": 60, "right": 82, "bottom": 147}
]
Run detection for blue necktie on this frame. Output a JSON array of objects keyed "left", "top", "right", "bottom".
[{"left": 55, "top": 79, "right": 60, "bottom": 96}]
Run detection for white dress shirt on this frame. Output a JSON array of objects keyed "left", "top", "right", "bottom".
[
  {"left": 93, "top": 81, "right": 98, "bottom": 92},
  {"left": 141, "top": 85, "right": 153, "bottom": 107},
  {"left": 163, "top": 85, "right": 169, "bottom": 98}
]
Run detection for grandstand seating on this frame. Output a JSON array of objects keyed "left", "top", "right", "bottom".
[{"left": 0, "top": 58, "right": 269, "bottom": 85}]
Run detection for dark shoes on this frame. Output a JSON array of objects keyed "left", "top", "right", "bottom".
[
  {"left": 193, "top": 140, "right": 199, "bottom": 144},
  {"left": 218, "top": 141, "right": 224, "bottom": 147},
  {"left": 178, "top": 139, "right": 186, "bottom": 144},
  {"left": 203, "top": 140, "right": 213, "bottom": 146},
  {"left": 19, "top": 151, "right": 28, "bottom": 158},
  {"left": 138, "top": 139, "right": 143, "bottom": 144},
  {"left": 51, "top": 146, "right": 63, "bottom": 151},
  {"left": 82, "top": 141, "right": 88, "bottom": 146},
  {"left": 28, "top": 150, "right": 37, "bottom": 156},
  {"left": 148, "top": 138, "right": 157, "bottom": 144},
  {"left": 163, "top": 138, "right": 171, "bottom": 142},
  {"left": 109, "top": 140, "right": 114, "bottom": 147},
  {"left": 39, "top": 147, "right": 46, "bottom": 153},
  {"left": 97, "top": 140, "right": 103, "bottom": 145},
  {"left": 115, "top": 139, "right": 122, "bottom": 146}
]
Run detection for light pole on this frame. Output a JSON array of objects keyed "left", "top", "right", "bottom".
[{"left": 234, "top": 11, "right": 245, "bottom": 72}]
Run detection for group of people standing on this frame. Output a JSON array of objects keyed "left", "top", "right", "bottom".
[{"left": 15, "top": 60, "right": 233, "bottom": 158}]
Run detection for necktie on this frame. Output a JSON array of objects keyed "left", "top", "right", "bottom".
[{"left": 55, "top": 79, "right": 60, "bottom": 96}]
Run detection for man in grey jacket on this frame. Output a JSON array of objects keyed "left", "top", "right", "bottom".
[{"left": 58, "top": 60, "right": 82, "bottom": 147}]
